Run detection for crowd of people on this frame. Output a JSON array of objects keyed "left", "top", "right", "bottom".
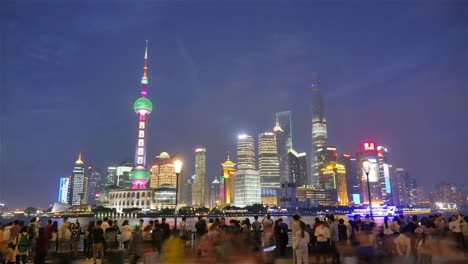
[{"left": 0, "top": 213, "right": 467, "bottom": 263}]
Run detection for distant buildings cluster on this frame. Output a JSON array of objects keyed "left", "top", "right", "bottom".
[{"left": 56, "top": 44, "right": 467, "bottom": 213}]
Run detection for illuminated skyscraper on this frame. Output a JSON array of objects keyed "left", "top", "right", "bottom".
[
  {"left": 276, "top": 111, "right": 293, "bottom": 150},
  {"left": 129, "top": 41, "right": 153, "bottom": 189},
  {"left": 234, "top": 170, "right": 261, "bottom": 207},
  {"left": 68, "top": 152, "right": 87, "bottom": 205},
  {"left": 274, "top": 122, "right": 289, "bottom": 183},
  {"left": 210, "top": 179, "right": 221, "bottom": 208},
  {"left": 150, "top": 152, "right": 176, "bottom": 189},
  {"left": 221, "top": 155, "right": 236, "bottom": 205},
  {"left": 356, "top": 142, "right": 383, "bottom": 204},
  {"left": 340, "top": 154, "right": 359, "bottom": 205},
  {"left": 391, "top": 168, "right": 410, "bottom": 206},
  {"left": 377, "top": 146, "right": 393, "bottom": 204},
  {"left": 87, "top": 166, "right": 104, "bottom": 205},
  {"left": 310, "top": 77, "right": 328, "bottom": 187},
  {"left": 288, "top": 149, "right": 308, "bottom": 187},
  {"left": 237, "top": 134, "right": 255, "bottom": 170},
  {"left": 258, "top": 132, "right": 280, "bottom": 191},
  {"left": 321, "top": 162, "right": 348, "bottom": 206},
  {"left": 116, "top": 161, "right": 133, "bottom": 188},
  {"left": 192, "top": 148, "right": 209, "bottom": 207},
  {"left": 106, "top": 166, "right": 117, "bottom": 186},
  {"left": 58, "top": 177, "right": 70, "bottom": 204}
]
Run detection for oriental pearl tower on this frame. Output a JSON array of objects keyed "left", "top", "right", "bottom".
[{"left": 129, "top": 41, "right": 153, "bottom": 189}]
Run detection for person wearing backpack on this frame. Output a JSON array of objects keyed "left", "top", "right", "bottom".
[
  {"left": 13, "top": 226, "right": 30, "bottom": 264},
  {"left": 92, "top": 220, "right": 105, "bottom": 264}
]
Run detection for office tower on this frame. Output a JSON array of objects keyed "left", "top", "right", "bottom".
[
  {"left": 408, "top": 177, "right": 418, "bottom": 206},
  {"left": 87, "top": 166, "right": 103, "bottom": 205},
  {"left": 310, "top": 77, "right": 328, "bottom": 187},
  {"left": 288, "top": 149, "right": 308, "bottom": 187},
  {"left": 116, "top": 161, "right": 133, "bottom": 188},
  {"left": 321, "top": 162, "right": 348, "bottom": 206},
  {"left": 377, "top": 146, "right": 393, "bottom": 204},
  {"left": 258, "top": 132, "right": 280, "bottom": 190},
  {"left": 221, "top": 155, "right": 236, "bottom": 205},
  {"left": 68, "top": 152, "right": 87, "bottom": 205},
  {"left": 210, "top": 179, "right": 221, "bottom": 208},
  {"left": 356, "top": 142, "right": 383, "bottom": 204},
  {"left": 275, "top": 111, "right": 293, "bottom": 150},
  {"left": 317, "top": 146, "right": 337, "bottom": 187},
  {"left": 274, "top": 122, "right": 289, "bottom": 183},
  {"left": 177, "top": 165, "right": 191, "bottom": 206},
  {"left": 296, "top": 187, "right": 337, "bottom": 207},
  {"left": 234, "top": 170, "right": 261, "bottom": 207},
  {"left": 58, "top": 177, "right": 70, "bottom": 203},
  {"left": 392, "top": 168, "right": 410, "bottom": 206},
  {"left": 432, "top": 182, "right": 467, "bottom": 208},
  {"left": 106, "top": 166, "right": 117, "bottom": 186},
  {"left": 150, "top": 152, "right": 176, "bottom": 189},
  {"left": 192, "top": 148, "right": 209, "bottom": 207},
  {"left": 129, "top": 41, "right": 153, "bottom": 189},
  {"left": 340, "top": 154, "right": 359, "bottom": 205},
  {"left": 237, "top": 134, "right": 255, "bottom": 170}
]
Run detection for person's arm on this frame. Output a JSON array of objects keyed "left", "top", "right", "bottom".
[{"left": 292, "top": 232, "right": 298, "bottom": 250}]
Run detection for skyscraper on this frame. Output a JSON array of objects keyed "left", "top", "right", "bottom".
[
  {"left": 321, "top": 162, "right": 348, "bottom": 206},
  {"left": 86, "top": 166, "right": 103, "bottom": 205},
  {"left": 340, "top": 154, "right": 359, "bottom": 205},
  {"left": 150, "top": 152, "right": 176, "bottom": 189},
  {"left": 129, "top": 41, "right": 153, "bottom": 189},
  {"left": 310, "top": 78, "right": 328, "bottom": 187},
  {"left": 68, "top": 152, "right": 87, "bottom": 205},
  {"left": 275, "top": 111, "right": 293, "bottom": 150},
  {"left": 356, "top": 142, "right": 383, "bottom": 204},
  {"left": 288, "top": 149, "right": 308, "bottom": 187},
  {"left": 274, "top": 122, "right": 289, "bottom": 183},
  {"left": 106, "top": 166, "right": 117, "bottom": 186},
  {"left": 192, "top": 148, "right": 209, "bottom": 207},
  {"left": 221, "top": 155, "right": 236, "bottom": 205},
  {"left": 210, "top": 179, "right": 221, "bottom": 208},
  {"left": 234, "top": 170, "right": 261, "bottom": 207},
  {"left": 391, "top": 168, "right": 410, "bottom": 206},
  {"left": 116, "top": 161, "right": 133, "bottom": 188},
  {"left": 258, "top": 132, "right": 280, "bottom": 191},
  {"left": 236, "top": 134, "right": 255, "bottom": 170},
  {"left": 58, "top": 177, "right": 70, "bottom": 204},
  {"left": 377, "top": 146, "right": 393, "bottom": 204}
]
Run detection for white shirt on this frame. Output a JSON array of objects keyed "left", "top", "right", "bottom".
[
  {"left": 121, "top": 225, "right": 134, "bottom": 242},
  {"left": 293, "top": 230, "right": 310, "bottom": 251}
]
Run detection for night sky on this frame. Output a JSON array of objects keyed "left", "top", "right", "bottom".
[{"left": 1, "top": 1, "right": 466, "bottom": 208}]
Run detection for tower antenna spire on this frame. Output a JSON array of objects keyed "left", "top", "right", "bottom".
[{"left": 141, "top": 40, "right": 149, "bottom": 97}]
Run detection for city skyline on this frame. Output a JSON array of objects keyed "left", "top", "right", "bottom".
[{"left": 1, "top": 1, "right": 466, "bottom": 208}]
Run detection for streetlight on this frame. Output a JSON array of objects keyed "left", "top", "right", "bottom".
[
  {"left": 173, "top": 160, "right": 183, "bottom": 232},
  {"left": 362, "top": 159, "right": 373, "bottom": 218}
]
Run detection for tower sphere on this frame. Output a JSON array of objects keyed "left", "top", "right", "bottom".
[{"left": 134, "top": 97, "right": 153, "bottom": 114}]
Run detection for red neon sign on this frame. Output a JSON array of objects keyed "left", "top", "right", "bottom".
[{"left": 363, "top": 142, "right": 375, "bottom": 150}]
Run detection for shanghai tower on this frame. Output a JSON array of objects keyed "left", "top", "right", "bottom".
[
  {"left": 129, "top": 41, "right": 153, "bottom": 189},
  {"left": 310, "top": 76, "right": 328, "bottom": 187}
]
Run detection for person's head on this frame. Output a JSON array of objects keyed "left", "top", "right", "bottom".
[
  {"left": 229, "top": 219, "right": 236, "bottom": 226},
  {"left": 97, "top": 220, "right": 102, "bottom": 226},
  {"left": 122, "top": 220, "right": 129, "bottom": 226},
  {"left": 162, "top": 217, "right": 166, "bottom": 223},
  {"left": 30, "top": 218, "right": 36, "bottom": 223},
  {"left": 149, "top": 220, "right": 154, "bottom": 226},
  {"left": 154, "top": 220, "right": 159, "bottom": 224},
  {"left": 37, "top": 219, "right": 43, "bottom": 226},
  {"left": 353, "top": 215, "right": 359, "bottom": 221},
  {"left": 315, "top": 217, "right": 320, "bottom": 223},
  {"left": 399, "top": 215, "right": 404, "bottom": 220},
  {"left": 70, "top": 223, "right": 75, "bottom": 229},
  {"left": 20, "top": 226, "right": 28, "bottom": 233},
  {"left": 412, "top": 215, "right": 418, "bottom": 222},
  {"left": 47, "top": 219, "right": 52, "bottom": 225},
  {"left": 113, "top": 220, "right": 118, "bottom": 226},
  {"left": 13, "top": 220, "right": 19, "bottom": 226},
  {"left": 329, "top": 215, "right": 335, "bottom": 222},
  {"left": 214, "top": 218, "right": 220, "bottom": 223},
  {"left": 182, "top": 216, "right": 186, "bottom": 221},
  {"left": 75, "top": 221, "right": 80, "bottom": 227},
  {"left": 103, "top": 217, "right": 109, "bottom": 222},
  {"left": 53, "top": 221, "right": 58, "bottom": 227},
  {"left": 221, "top": 217, "right": 225, "bottom": 224},
  {"left": 266, "top": 214, "right": 271, "bottom": 219},
  {"left": 278, "top": 218, "right": 283, "bottom": 223},
  {"left": 451, "top": 215, "right": 457, "bottom": 221},
  {"left": 293, "top": 214, "right": 301, "bottom": 221},
  {"left": 198, "top": 216, "right": 203, "bottom": 221},
  {"left": 254, "top": 215, "right": 258, "bottom": 220},
  {"left": 139, "top": 219, "right": 144, "bottom": 224},
  {"left": 209, "top": 218, "right": 214, "bottom": 223},
  {"left": 338, "top": 219, "right": 344, "bottom": 225},
  {"left": 63, "top": 217, "right": 69, "bottom": 223},
  {"left": 108, "top": 220, "right": 112, "bottom": 226}
]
